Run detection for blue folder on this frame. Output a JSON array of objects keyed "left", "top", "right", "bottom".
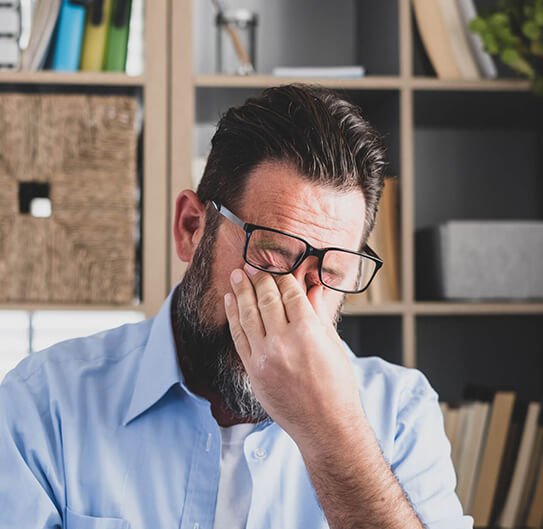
[{"left": 52, "top": 0, "right": 87, "bottom": 71}]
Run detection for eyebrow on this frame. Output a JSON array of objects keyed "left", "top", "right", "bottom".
[
  {"left": 253, "top": 240, "right": 299, "bottom": 260},
  {"left": 321, "top": 265, "right": 345, "bottom": 281}
]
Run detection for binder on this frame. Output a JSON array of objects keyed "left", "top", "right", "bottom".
[
  {"left": 51, "top": 0, "right": 87, "bottom": 71},
  {"left": 104, "top": 0, "right": 131, "bottom": 72},
  {"left": 80, "top": 0, "right": 113, "bottom": 71}
]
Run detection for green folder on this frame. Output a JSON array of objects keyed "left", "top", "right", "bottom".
[{"left": 104, "top": 0, "right": 131, "bottom": 72}]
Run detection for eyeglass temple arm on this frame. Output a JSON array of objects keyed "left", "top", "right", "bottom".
[{"left": 210, "top": 201, "right": 246, "bottom": 230}]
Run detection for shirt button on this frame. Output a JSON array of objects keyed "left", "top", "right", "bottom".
[{"left": 253, "top": 447, "right": 267, "bottom": 459}]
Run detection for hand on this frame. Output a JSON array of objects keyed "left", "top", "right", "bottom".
[{"left": 224, "top": 264, "right": 365, "bottom": 449}]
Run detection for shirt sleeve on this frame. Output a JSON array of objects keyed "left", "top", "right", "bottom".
[
  {"left": 0, "top": 370, "right": 64, "bottom": 528},
  {"left": 391, "top": 370, "right": 474, "bottom": 529}
]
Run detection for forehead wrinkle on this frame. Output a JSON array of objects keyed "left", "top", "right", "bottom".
[
  {"left": 254, "top": 208, "right": 357, "bottom": 250},
  {"left": 240, "top": 161, "right": 365, "bottom": 250}
]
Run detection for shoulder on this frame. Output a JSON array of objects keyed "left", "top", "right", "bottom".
[
  {"left": 347, "top": 348, "right": 437, "bottom": 403},
  {"left": 1, "top": 318, "right": 153, "bottom": 416},
  {"left": 343, "top": 344, "right": 440, "bottom": 458}
]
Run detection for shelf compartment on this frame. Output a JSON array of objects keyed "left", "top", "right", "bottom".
[
  {"left": 193, "top": 0, "right": 399, "bottom": 77},
  {"left": 416, "top": 315, "right": 543, "bottom": 403},
  {"left": 338, "top": 315, "right": 403, "bottom": 366}
]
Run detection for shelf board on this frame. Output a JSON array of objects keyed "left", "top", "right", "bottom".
[
  {"left": 341, "top": 300, "right": 543, "bottom": 316},
  {"left": 195, "top": 74, "right": 533, "bottom": 93},
  {"left": 0, "top": 71, "right": 144, "bottom": 86},
  {"left": 341, "top": 301, "right": 405, "bottom": 315},
  {"left": 415, "top": 302, "right": 543, "bottom": 315},
  {"left": 410, "top": 77, "right": 532, "bottom": 91},
  {"left": 0, "top": 302, "right": 145, "bottom": 312},
  {"left": 195, "top": 74, "right": 402, "bottom": 90}
]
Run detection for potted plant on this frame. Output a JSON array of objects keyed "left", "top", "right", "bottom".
[{"left": 470, "top": 0, "right": 543, "bottom": 96}]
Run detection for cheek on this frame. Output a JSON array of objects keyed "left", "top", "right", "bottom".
[
  {"left": 211, "top": 232, "right": 247, "bottom": 321},
  {"left": 324, "top": 289, "right": 345, "bottom": 318}
]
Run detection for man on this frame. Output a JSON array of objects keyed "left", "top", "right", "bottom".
[{"left": 0, "top": 84, "right": 473, "bottom": 529}]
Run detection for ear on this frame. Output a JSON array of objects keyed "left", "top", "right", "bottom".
[{"left": 173, "top": 190, "right": 207, "bottom": 263}]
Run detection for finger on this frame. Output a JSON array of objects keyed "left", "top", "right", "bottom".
[
  {"left": 243, "top": 263, "right": 288, "bottom": 335},
  {"left": 224, "top": 292, "right": 252, "bottom": 363},
  {"left": 306, "top": 284, "right": 330, "bottom": 326},
  {"left": 230, "top": 268, "right": 265, "bottom": 347},
  {"left": 274, "top": 273, "right": 315, "bottom": 323}
]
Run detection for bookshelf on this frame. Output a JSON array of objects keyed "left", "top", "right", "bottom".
[
  {"left": 0, "top": 1, "right": 168, "bottom": 317},
  {"left": 170, "top": 0, "right": 543, "bottom": 403},
  {"left": 1, "top": 0, "right": 540, "bottom": 397}
]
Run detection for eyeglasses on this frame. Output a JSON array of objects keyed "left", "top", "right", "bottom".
[{"left": 211, "top": 201, "right": 383, "bottom": 294}]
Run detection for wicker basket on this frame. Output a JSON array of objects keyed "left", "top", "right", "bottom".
[{"left": 0, "top": 93, "right": 141, "bottom": 304}]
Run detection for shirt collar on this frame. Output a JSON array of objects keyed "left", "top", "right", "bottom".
[{"left": 123, "top": 282, "right": 185, "bottom": 426}]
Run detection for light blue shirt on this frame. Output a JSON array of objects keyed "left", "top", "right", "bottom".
[{"left": 0, "top": 284, "right": 473, "bottom": 529}]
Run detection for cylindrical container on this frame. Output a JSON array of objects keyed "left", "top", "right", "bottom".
[{"left": 216, "top": 9, "right": 257, "bottom": 75}]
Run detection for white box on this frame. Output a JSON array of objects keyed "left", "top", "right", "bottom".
[{"left": 416, "top": 221, "right": 543, "bottom": 301}]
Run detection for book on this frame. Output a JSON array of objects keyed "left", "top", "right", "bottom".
[
  {"left": 456, "top": 0, "right": 498, "bottom": 79},
  {"left": 0, "top": 39, "right": 20, "bottom": 69},
  {"left": 103, "top": 0, "right": 131, "bottom": 72},
  {"left": 20, "top": 0, "right": 61, "bottom": 71},
  {"left": 125, "top": 0, "right": 143, "bottom": 76},
  {"left": 0, "top": 6, "right": 21, "bottom": 37},
  {"left": 497, "top": 401, "right": 542, "bottom": 528},
  {"left": 272, "top": 66, "right": 365, "bottom": 78},
  {"left": 525, "top": 442, "right": 543, "bottom": 528},
  {"left": 470, "top": 391, "right": 516, "bottom": 528},
  {"left": 0, "top": 4, "right": 21, "bottom": 70},
  {"left": 18, "top": 0, "right": 37, "bottom": 51},
  {"left": 444, "top": 405, "right": 460, "bottom": 449},
  {"left": 435, "top": 0, "right": 480, "bottom": 79},
  {"left": 516, "top": 425, "right": 543, "bottom": 527},
  {"left": 452, "top": 401, "right": 473, "bottom": 469},
  {"left": 456, "top": 401, "right": 491, "bottom": 512},
  {"left": 412, "top": 0, "right": 460, "bottom": 79},
  {"left": 366, "top": 176, "right": 400, "bottom": 303},
  {"left": 490, "top": 401, "right": 527, "bottom": 526},
  {"left": 80, "top": 0, "right": 113, "bottom": 71},
  {"left": 51, "top": 0, "right": 86, "bottom": 71}
]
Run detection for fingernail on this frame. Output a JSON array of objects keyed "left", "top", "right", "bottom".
[
  {"left": 224, "top": 293, "right": 233, "bottom": 307},
  {"left": 231, "top": 269, "right": 243, "bottom": 284}
]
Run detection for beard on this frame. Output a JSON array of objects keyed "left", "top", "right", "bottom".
[
  {"left": 171, "top": 208, "right": 347, "bottom": 425},
  {"left": 171, "top": 210, "right": 271, "bottom": 423}
]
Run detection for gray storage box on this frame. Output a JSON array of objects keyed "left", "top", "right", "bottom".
[{"left": 416, "top": 221, "right": 543, "bottom": 301}]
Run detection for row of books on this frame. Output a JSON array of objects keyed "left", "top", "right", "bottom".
[
  {"left": 0, "top": 0, "right": 143, "bottom": 74},
  {"left": 412, "top": 0, "right": 498, "bottom": 80},
  {"left": 440, "top": 390, "right": 543, "bottom": 528}
]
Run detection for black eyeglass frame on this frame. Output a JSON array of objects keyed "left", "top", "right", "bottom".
[{"left": 210, "top": 201, "right": 383, "bottom": 294}]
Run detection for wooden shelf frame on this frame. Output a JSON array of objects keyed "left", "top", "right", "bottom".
[{"left": 0, "top": 71, "right": 144, "bottom": 86}]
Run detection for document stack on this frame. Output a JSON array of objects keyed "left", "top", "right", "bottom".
[{"left": 0, "top": 0, "right": 21, "bottom": 70}]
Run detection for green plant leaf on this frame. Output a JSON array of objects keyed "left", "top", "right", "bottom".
[
  {"left": 523, "top": 21, "right": 541, "bottom": 39},
  {"left": 501, "top": 48, "right": 535, "bottom": 77},
  {"left": 469, "top": 17, "right": 487, "bottom": 33},
  {"left": 536, "top": 0, "right": 543, "bottom": 26}
]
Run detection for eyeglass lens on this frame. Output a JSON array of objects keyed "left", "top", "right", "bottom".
[{"left": 246, "top": 229, "right": 376, "bottom": 293}]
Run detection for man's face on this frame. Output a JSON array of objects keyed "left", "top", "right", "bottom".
[{"left": 173, "top": 161, "right": 366, "bottom": 422}]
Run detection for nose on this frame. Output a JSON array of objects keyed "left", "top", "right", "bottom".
[{"left": 290, "top": 256, "right": 321, "bottom": 294}]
